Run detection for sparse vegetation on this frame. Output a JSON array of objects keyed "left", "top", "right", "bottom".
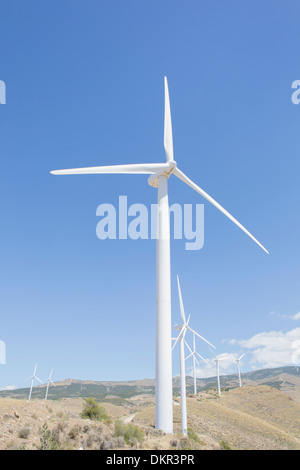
[
  {"left": 37, "top": 423, "right": 61, "bottom": 450},
  {"left": 0, "top": 381, "right": 299, "bottom": 450},
  {"left": 80, "top": 397, "right": 111, "bottom": 422},
  {"left": 175, "top": 428, "right": 203, "bottom": 450},
  {"left": 114, "top": 420, "right": 144, "bottom": 446},
  {"left": 68, "top": 424, "right": 81, "bottom": 440},
  {"left": 187, "top": 427, "right": 201, "bottom": 444},
  {"left": 18, "top": 426, "right": 31, "bottom": 439},
  {"left": 220, "top": 440, "right": 231, "bottom": 450}
]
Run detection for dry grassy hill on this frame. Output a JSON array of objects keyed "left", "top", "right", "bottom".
[{"left": 0, "top": 385, "right": 299, "bottom": 450}]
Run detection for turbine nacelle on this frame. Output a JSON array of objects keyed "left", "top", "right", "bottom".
[{"left": 148, "top": 161, "right": 177, "bottom": 188}]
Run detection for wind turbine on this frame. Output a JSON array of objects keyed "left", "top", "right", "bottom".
[
  {"left": 25, "top": 363, "right": 43, "bottom": 401},
  {"left": 45, "top": 369, "right": 56, "bottom": 400},
  {"left": 185, "top": 333, "right": 208, "bottom": 395},
  {"left": 209, "top": 348, "right": 229, "bottom": 396},
  {"left": 50, "top": 77, "right": 268, "bottom": 433},
  {"left": 234, "top": 353, "right": 245, "bottom": 387},
  {"left": 172, "top": 276, "right": 214, "bottom": 435}
]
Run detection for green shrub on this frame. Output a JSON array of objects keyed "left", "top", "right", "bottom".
[
  {"left": 114, "top": 420, "right": 144, "bottom": 446},
  {"left": 220, "top": 439, "right": 231, "bottom": 450},
  {"left": 37, "top": 423, "right": 61, "bottom": 450},
  {"left": 80, "top": 398, "right": 110, "bottom": 422},
  {"left": 187, "top": 427, "right": 200, "bottom": 443},
  {"left": 177, "top": 428, "right": 204, "bottom": 450}
]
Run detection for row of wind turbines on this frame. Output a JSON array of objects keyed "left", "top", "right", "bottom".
[
  {"left": 50, "top": 76, "right": 268, "bottom": 434},
  {"left": 25, "top": 365, "right": 55, "bottom": 401},
  {"left": 172, "top": 275, "right": 245, "bottom": 435}
]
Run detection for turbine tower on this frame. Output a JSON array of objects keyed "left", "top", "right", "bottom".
[
  {"left": 25, "top": 363, "right": 42, "bottom": 401},
  {"left": 172, "top": 276, "right": 214, "bottom": 435},
  {"left": 234, "top": 353, "right": 245, "bottom": 387},
  {"left": 209, "top": 349, "right": 229, "bottom": 396},
  {"left": 185, "top": 333, "right": 208, "bottom": 395},
  {"left": 50, "top": 77, "right": 268, "bottom": 433},
  {"left": 45, "top": 369, "right": 56, "bottom": 400}
]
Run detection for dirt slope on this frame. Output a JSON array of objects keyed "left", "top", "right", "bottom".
[
  {"left": 0, "top": 385, "right": 299, "bottom": 450},
  {"left": 134, "top": 386, "right": 300, "bottom": 450}
]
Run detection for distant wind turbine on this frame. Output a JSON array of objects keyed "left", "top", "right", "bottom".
[
  {"left": 45, "top": 369, "right": 56, "bottom": 400},
  {"left": 25, "top": 363, "right": 42, "bottom": 401},
  {"left": 50, "top": 77, "right": 268, "bottom": 433},
  {"left": 209, "top": 349, "right": 229, "bottom": 396},
  {"left": 172, "top": 276, "right": 214, "bottom": 435},
  {"left": 234, "top": 353, "right": 245, "bottom": 387},
  {"left": 185, "top": 333, "right": 208, "bottom": 395}
]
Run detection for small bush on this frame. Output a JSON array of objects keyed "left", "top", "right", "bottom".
[
  {"left": 187, "top": 427, "right": 200, "bottom": 443},
  {"left": 82, "top": 424, "right": 90, "bottom": 434},
  {"left": 114, "top": 420, "right": 144, "bottom": 446},
  {"left": 177, "top": 428, "right": 203, "bottom": 450},
  {"left": 37, "top": 423, "right": 61, "bottom": 450},
  {"left": 220, "top": 440, "right": 231, "bottom": 450},
  {"left": 80, "top": 398, "right": 110, "bottom": 422},
  {"left": 18, "top": 427, "right": 31, "bottom": 439},
  {"left": 68, "top": 425, "right": 81, "bottom": 440},
  {"left": 55, "top": 421, "right": 67, "bottom": 433}
]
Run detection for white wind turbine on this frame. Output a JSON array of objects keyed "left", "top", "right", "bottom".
[
  {"left": 172, "top": 276, "right": 214, "bottom": 435},
  {"left": 25, "top": 363, "right": 43, "bottom": 401},
  {"left": 234, "top": 353, "right": 245, "bottom": 387},
  {"left": 45, "top": 369, "right": 56, "bottom": 400},
  {"left": 50, "top": 77, "right": 268, "bottom": 433},
  {"left": 185, "top": 332, "right": 208, "bottom": 395},
  {"left": 209, "top": 348, "right": 229, "bottom": 396}
]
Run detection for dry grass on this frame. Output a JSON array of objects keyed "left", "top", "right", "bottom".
[{"left": 0, "top": 385, "right": 299, "bottom": 450}]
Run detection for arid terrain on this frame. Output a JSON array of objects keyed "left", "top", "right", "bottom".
[{"left": 0, "top": 384, "right": 299, "bottom": 450}]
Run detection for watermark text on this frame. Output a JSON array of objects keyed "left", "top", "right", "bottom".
[{"left": 96, "top": 196, "right": 204, "bottom": 251}]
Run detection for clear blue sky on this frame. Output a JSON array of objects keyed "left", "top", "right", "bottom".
[{"left": 0, "top": 1, "right": 300, "bottom": 388}]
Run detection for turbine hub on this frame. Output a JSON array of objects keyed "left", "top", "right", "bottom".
[{"left": 148, "top": 161, "right": 177, "bottom": 188}]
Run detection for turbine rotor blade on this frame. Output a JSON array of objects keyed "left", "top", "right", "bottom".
[
  {"left": 171, "top": 325, "right": 185, "bottom": 351},
  {"left": 177, "top": 276, "right": 186, "bottom": 324},
  {"left": 208, "top": 346, "right": 217, "bottom": 359},
  {"left": 187, "top": 326, "right": 215, "bottom": 349},
  {"left": 184, "top": 340, "right": 194, "bottom": 357},
  {"left": 51, "top": 163, "right": 169, "bottom": 176},
  {"left": 218, "top": 355, "right": 229, "bottom": 362},
  {"left": 194, "top": 355, "right": 201, "bottom": 368},
  {"left": 239, "top": 353, "right": 245, "bottom": 361},
  {"left": 174, "top": 168, "right": 269, "bottom": 254},
  {"left": 164, "top": 77, "right": 174, "bottom": 162},
  {"left": 35, "top": 377, "right": 43, "bottom": 384},
  {"left": 195, "top": 351, "right": 209, "bottom": 365}
]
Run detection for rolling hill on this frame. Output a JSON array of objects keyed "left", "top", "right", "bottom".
[{"left": 0, "top": 365, "right": 299, "bottom": 402}]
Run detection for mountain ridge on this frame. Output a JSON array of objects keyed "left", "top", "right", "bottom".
[{"left": 0, "top": 365, "right": 299, "bottom": 401}]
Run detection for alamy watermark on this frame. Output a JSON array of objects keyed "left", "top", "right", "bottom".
[
  {"left": 0, "top": 340, "right": 6, "bottom": 364},
  {"left": 291, "top": 80, "right": 300, "bottom": 104},
  {"left": 0, "top": 80, "right": 6, "bottom": 104},
  {"left": 96, "top": 196, "right": 204, "bottom": 251}
]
